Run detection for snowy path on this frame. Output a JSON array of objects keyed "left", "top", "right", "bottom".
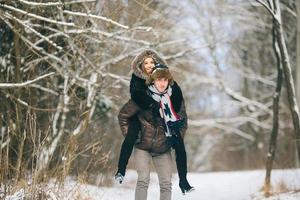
[{"left": 57, "top": 169, "right": 300, "bottom": 200}]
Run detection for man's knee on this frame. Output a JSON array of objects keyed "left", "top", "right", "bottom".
[
  {"left": 136, "top": 177, "right": 150, "bottom": 189},
  {"left": 159, "top": 180, "right": 172, "bottom": 191}
]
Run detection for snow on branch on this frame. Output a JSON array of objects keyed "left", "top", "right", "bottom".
[
  {"left": 223, "top": 85, "right": 272, "bottom": 115},
  {"left": 18, "top": 0, "right": 96, "bottom": 7},
  {"left": 66, "top": 29, "right": 151, "bottom": 45},
  {"left": 33, "top": 32, "right": 66, "bottom": 48},
  {"left": 214, "top": 123, "right": 255, "bottom": 141},
  {"left": 87, "top": 73, "right": 97, "bottom": 107},
  {"left": 189, "top": 116, "right": 271, "bottom": 130},
  {"left": 30, "top": 23, "right": 70, "bottom": 38},
  {"left": 100, "top": 47, "right": 146, "bottom": 67},
  {"left": 18, "top": 0, "right": 63, "bottom": 6},
  {"left": 64, "top": 0, "right": 96, "bottom": 5},
  {"left": 23, "top": 56, "right": 52, "bottom": 72},
  {"left": 30, "top": 84, "right": 59, "bottom": 96},
  {"left": 255, "top": 0, "right": 276, "bottom": 20},
  {"left": 63, "top": 9, "right": 129, "bottom": 29},
  {"left": 163, "top": 42, "right": 213, "bottom": 60},
  {"left": 156, "top": 39, "right": 187, "bottom": 48},
  {"left": 1, "top": 138, "right": 10, "bottom": 150},
  {"left": 0, "top": 3, "right": 75, "bottom": 27},
  {"left": 0, "top": 72, "right": 55, "bottom": 88},
  {"left": 105, "top": 73, "right": 130, "bottom": 85},
  {"left": 280, "top": 2, "right": 297, "bottom": 17},
  {"left": 1, "top": 15, "right": 67, "bottom": 68},
  {"left": 37, "top": 76, "right": 71, "bottom": 171},
  {"left": 235, "top": 67, "right": 276, "bottom": 87},
  {"left": 4, "top": 12, "right": 63, "bottom": 51},
  {"left": 5, "top": 93, "right": 57, "bottom": 111}
]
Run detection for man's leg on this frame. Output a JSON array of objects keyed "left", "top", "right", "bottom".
[
  {"left": 153, "top": 151, "right": 172, "bottom": 200},
  {"left": 134, "top": 148, "right": 151, "bottom": 200}
]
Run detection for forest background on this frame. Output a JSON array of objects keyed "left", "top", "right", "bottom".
[{"left": 0, "top": 0, "right": 300, "bottom": 198}]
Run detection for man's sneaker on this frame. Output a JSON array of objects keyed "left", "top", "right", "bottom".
[{"left": 115, "top": 172, "right": 124, "bottom": 184}]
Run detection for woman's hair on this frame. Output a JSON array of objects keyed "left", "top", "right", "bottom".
[{"left": 140, "top": 55, "right": 156, "bottom": 75}]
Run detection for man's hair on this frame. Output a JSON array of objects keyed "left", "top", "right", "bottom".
[{"left": 146, "top": 63, "right": 174, "bottom": 85}]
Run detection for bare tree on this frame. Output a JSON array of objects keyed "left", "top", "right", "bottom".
[
  {"left": 0, "top": 2, "right": 198, "bottom": 194},
  {"left": 256, "top": 0, "right": 300, "bottom": 195},
  {"left": 296, "top": 0, "right": 300, "bottom": 106},
  {"left": 0, "top": 0, "right": 150, "bottom": 185},
  {"left": 264, "top": 11, "right": 283, "bottom": 194}
]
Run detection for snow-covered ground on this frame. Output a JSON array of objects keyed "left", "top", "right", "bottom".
[
  {"left": 57, "top": 169, "right": 300, "bottom": 200},
  {"left": 4, "top": 169, "right": 300, "bottom": 200}
]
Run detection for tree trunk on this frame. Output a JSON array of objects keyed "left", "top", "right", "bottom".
[
  {"left": 294, "top": 0, "right": 300, "bottom": 168},
  {"left": 273, "top": 0, "right": 300, "bottom": 164},
  {"left": 12, "top": 24, "right": 25, "bottom": 181},
  {"left": 296, "top": 0, "right": 300, "bottom": 105},
  {"left": 264, "top": 18, "right": 283, "bottom": 195}
]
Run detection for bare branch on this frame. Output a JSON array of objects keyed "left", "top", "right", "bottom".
[
  {"left": 37, "top": 76, "right": 71, "bottom": 171},
  {"left": 223, "top": 85, "right": 272, "bottom": 115},
  {"left": 4, "top": 12, "right": 63, "bottom": 51},
  {"left": 63, "top": 9, "right": 129, "bottom": 29},
  {"left": 0, "top": 3, "right": 75, "bottom": 27},
  {"left": 163, "top": 42, "right": 214, "bottom": 60},
  {"left": 0, "top": 16, "right": 67, "bottom": 70},
  {"left": 189, "top": 116, "right": 271, "bottom": 130},
  {"left": 0, "top": 72, "right": 55, "bottom": 88},
  {"left": 18, "top": 0, "right": 96, "bottom": 7},
  {"left": 30, "top": 84, "right": 59, "bottom": 96},
  {"left": 255, "top": 0, "right": 276, "bottom": 19},
  {"left": 1, "top": 138, "right": 10, "bottom": 150},
  {"left": 66, "top": 28, "right": 151, "bottom": 45},
  {"left": 280, "top": 2, "right": 297, "bottom": 17},
  {"left": 100, "top": 47, "right": 145, "bottom": 66},
  {"left": 22, "top": 56, "right": 52, "bottom": 72},
  {"left": 235, "top": 67, "right": 276, "bottom": 87},
  {"left": 213, "top": 123, "right": 255, "bottom": 141},
  {"left": 64, "top": 0, "right": 96, "bottom": 5},
  {"left": 18, "top": 0, "right": 63, "bottom": 6},
  {"left": 5, "top": 93, "right": 57, "bottom": 111}
]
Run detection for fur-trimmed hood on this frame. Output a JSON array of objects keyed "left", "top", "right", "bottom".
[{"left": 131, "top": 49, "right": 168, "bottom": 80}]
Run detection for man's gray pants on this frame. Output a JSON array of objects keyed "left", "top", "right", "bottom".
[{"left": 134, "top": 148, "right": 172, "bottom": 200}]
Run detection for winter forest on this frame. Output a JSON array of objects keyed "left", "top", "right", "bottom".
[{"left": 1, "top": 0, "right": 300, "bottom": 199}]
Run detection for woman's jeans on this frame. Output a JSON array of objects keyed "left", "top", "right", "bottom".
[{"left": 134, "top": 148, "right": 172, "bottom": 200}]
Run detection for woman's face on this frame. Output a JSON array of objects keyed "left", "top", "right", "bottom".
[
  {"left": 143, "top": 57, "right": 155, "bottom": 75},
  {"left": 154, "top": 78, "right": 169, "bottom": 93}
]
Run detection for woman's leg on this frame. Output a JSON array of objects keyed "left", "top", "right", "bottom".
[
  {"left": 153, "top": 151, "right": 172, "bottom": 200},
  {"left": 172, "top": 137, "right": 194, "bottom": 194},
  {"left": 117, "top": 115, "right": 140, "bottom": 177},
  {"left": 134, "top": 148, "right": 151, "bottom": 200}
]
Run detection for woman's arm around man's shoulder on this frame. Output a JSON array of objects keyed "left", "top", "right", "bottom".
[{"left": 130, "top": 73, "right": 157, "bottom": 110}]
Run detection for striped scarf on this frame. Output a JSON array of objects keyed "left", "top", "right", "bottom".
[{"left": 148, "top": 84, "right": 180, "bottom": 137}]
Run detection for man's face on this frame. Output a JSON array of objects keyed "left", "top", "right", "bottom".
[
  {"left": 143, "top": 57, "right": 155, "bottom": 74},
  {"left": 154, "top": 78, "right": 169, "bottom": 93}
]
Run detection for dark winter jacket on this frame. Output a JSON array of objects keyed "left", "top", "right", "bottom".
[
  {"left": 130, "top": 49, "right": 169, "bottom": 110},
  {"left": 118, "top": 98, "right": 188, "bottom": 155}
]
